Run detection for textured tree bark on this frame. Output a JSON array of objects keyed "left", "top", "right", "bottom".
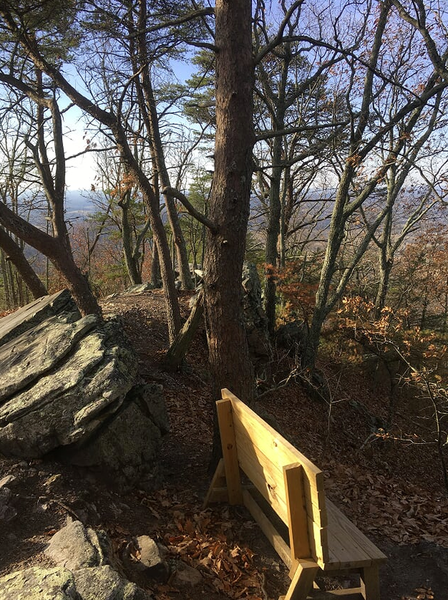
[
  {"left": 0, "top": 249, "right": 13, "bottom": 308},
  {"left": 51, "top": 249, "right": 101, "bottom": 316},
  {"left": 264, "top": 138, "right": 283, "bottom": 336},
  {"left": 0, "top": 228, "right": 47, "bottom": 300},
  {"left": 0, "top": 196, "right": 101, "bottom": 317},
  {"left": 375, "top": 255, "right": 393, "bottom": 318},
  {"left": 119, "top": 192, "right": 143, "bottom": 286},
  {"left": 166, "top": 290, "right": 204, "bottom": 369},
  {"left": 257, "top": 51, "right": 289, "bottom": 336},
  {"left": 203, "top": 0, "right": 255, "bottom": 404},
  {"left": 150, "top": 243, "right": 162, "bottom": 288}
]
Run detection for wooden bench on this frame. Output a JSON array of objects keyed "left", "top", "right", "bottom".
[{"left": 204, "top": 389, "right": 387, "bottom": 600}]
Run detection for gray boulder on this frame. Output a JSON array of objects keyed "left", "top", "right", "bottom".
[
  {"left": 0, "top": 313, "right": 138, "bottom": 459},
  {"left": 42, "top": 521, "right": 153, "bottom": 599},
  {"left": 0, "top": 567, "right": 78, "bottom": 600},
  {"left": 123, "top": 535, "right": 169, "bottom": 582},
  {"left": 74, "top": 565, "right": 151, "bottom": 600},
  {"left": 0, "top": 565, "right": 152, "bottom": 600},
  {"left": 63, "top": 384, "right": 168, "bottom": 489},
  {"left": 0, "top": 313, "right": 98, "bottom": 403},
  {"left": 45, "top": 520, "right": 110, "bottom": 571},
  {"left": 0, "top": 290, "right": 166, "bottom": 487},
  {"left": 0, "top": 289, "right": 79, "bottom": 347}
]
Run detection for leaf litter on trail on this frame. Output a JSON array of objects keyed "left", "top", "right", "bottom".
[
  {"left": 146, "top": 490, "right": 264, "bottom": 599},
  {"left": 324, "top": 461, "right": 448, "bottom": 547}
]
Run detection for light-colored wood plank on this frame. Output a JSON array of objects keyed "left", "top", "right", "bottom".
[
  {"left": 360, "top": 564, "right": 380, "bottom": 600},
  {"left": 284, "top": 464, "right": 311, "bottom": 560},
  {"left": 310, "top": 588, "right": 364, "bottom": 598},
  {"left": 203, "top": 459, "right": 227, "bottom": 508},
  {"left": 222, "top": 389, "right": 325, "bottom": 483},
  {"left": 328, "top": 500, "right": 387, "bottom": 562},
  {"left": 242, "top": 489, "right": 293, "bottom": 570},
  {"left": 234, "top": 429, "right": 289, "bottom": 522},
  {"left": 234, "top": 423, "right": 325, "bottom": 526},
  {"left": 216, "top": 398, "right": 242, "bottom": 505},
  {"left": 284, "top": 560, "right": 319, "bottom": 600},
  {"left": 326, "top": 529, "right": 367, "bottom": 570},
  {"left": 235, "top": 417, "right": 327, "bottom": 558},
  {"left": 326, "top": 500, "right": 387, "bottom": 568},
  {"left": 307, "top": 516, "right": 328, "bottom": 566},
  {"left": 218, "top": 389, "right": 385, "bottom": 596},
  {"left": 221, "top": 389, "right": 328, "bottom": 565},
  {"left": 225, "top": 389, "right": 327, "bottom": 527},
  {"left": 325, "top": 588, "right": 364, "bottom": 597},
  {"left": 236, "top": 446, "right": 326, "bottom": 565}
]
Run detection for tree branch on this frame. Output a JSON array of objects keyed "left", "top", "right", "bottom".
[
  {"left": 255, "top": 0, "right": 304, "bottom": 64},
  {"left": 0, "top": 200, "right": 57, "bottom": 258},
  {"left": 129, "top": 7, "right": 215, "bottom": 38},
  {"left": 162, "top": 186, "right": 218, "bottom": 234},
  {"left": 255, "top": 119, "right": 350, "bottom": 142}
]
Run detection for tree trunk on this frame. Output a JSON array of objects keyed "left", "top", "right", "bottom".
[
  {"left": 421, "top": 292, "right": 429, "bottom": 330},
  {"left": 120, "top": 192, "right": 143, "bottom": 285},
  {"left": 1, "top": 249, "right": 12, "bottom": 309},
  {"left": 166, "top": 290, "right": 204, "bottom": 369},
  {"left": 135, "top": 0, "right": 194, "bottom": 291},
  {"left": 301, "top": 169, "right": 351, "bottom": 371},
  {"left": 7, "top": 259, "right": 17, "bottom": 308},
  {"left": 51, "top": 249, "right": 100, "bottom": 316},
  {"left": 0, "top": 227, "right": 47, "bottom": 300},
  {"left": 301, "top": 302, "right": 328, "bottom": 373},
  {"left": 5, "top": 27, "right": 181, "bottom": 339},
  {"left": 260, "top": 53, "right": 288, "bottom": 335},
  {"left": 144, "top": 76, "right": 194, "bottom": 291},
  {"left": 0, "top": 200, "right": 101, "bottom": 317},
  {"left": 203, "top": 0, "right": 255, "bottom": 404},
  {"left": 150, "top": 242, "right": 162, "bottom": 288},
  {"left": 264, "top": 137, "right": 283, "bottom": 335},
  {"left": 111, "top": 122, "right": 182, "bottom": 342},
  {"left": 375, "top": 254, "right": 393, "bottom": 318},
  {"left": 142, "top": 186, "right": 182, "bottom": 342}
]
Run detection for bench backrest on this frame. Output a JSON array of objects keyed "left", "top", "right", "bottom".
[{"left": 219, "top": 389, "right": 329, "bottom": 565}]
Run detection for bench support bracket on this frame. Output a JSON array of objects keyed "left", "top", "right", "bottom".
[
  {"left": 361, "top": 564, "right": 380, "bottom": 600},
  {"left": 280, "top": 560, "right": 319, "bottom": 600}
]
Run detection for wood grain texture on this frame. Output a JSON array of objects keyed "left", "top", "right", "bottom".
[
  {"left": 284, "top": 464, "right": 311, "bottom": 560},
  {"left": 216, "top": 398, "right": 243, "bottom": 505}
]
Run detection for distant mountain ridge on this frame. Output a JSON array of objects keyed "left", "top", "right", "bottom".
[{"left": 65, "top": 190, "right": 94, "bottom": 217}]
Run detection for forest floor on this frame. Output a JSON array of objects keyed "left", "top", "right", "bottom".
[{"left": 1, "top": 288, "right": 448, "bottom": 600}]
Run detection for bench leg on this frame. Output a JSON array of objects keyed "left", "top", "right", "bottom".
[
  {"left": 360, "top": 564, "right": 380, "bottom": 600},
  {"left": 203, "top": 459, "right": 226, "bottom": 507},
  {"left": 279, "top": 560, "right": 319, "bottom": 600}
]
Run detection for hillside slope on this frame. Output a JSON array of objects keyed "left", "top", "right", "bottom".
[{"left": 1, "top": 288, "right": 447, "bottom": 600}]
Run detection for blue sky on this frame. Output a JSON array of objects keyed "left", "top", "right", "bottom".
[{"left": 63, "top": 58, "right": 197, "bottom": 192}]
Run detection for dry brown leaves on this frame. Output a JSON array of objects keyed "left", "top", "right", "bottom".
[
  {"left": 143, "top": 490, "right": 264, "bottom": 600},
  {"left": 400, "top": 586, "right": 435, "bottom": 600},
  {"left": 325, "top": 461, "right": 448, "bottom": 547}
]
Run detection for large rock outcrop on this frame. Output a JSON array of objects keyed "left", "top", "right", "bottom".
[{"left": 0, "top": 290, "right": 168, "bottom": 488}]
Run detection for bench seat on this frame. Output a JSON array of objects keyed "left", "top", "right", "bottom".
[{"left": 325, "top": 499, "right": 387, "bottom": 570}]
